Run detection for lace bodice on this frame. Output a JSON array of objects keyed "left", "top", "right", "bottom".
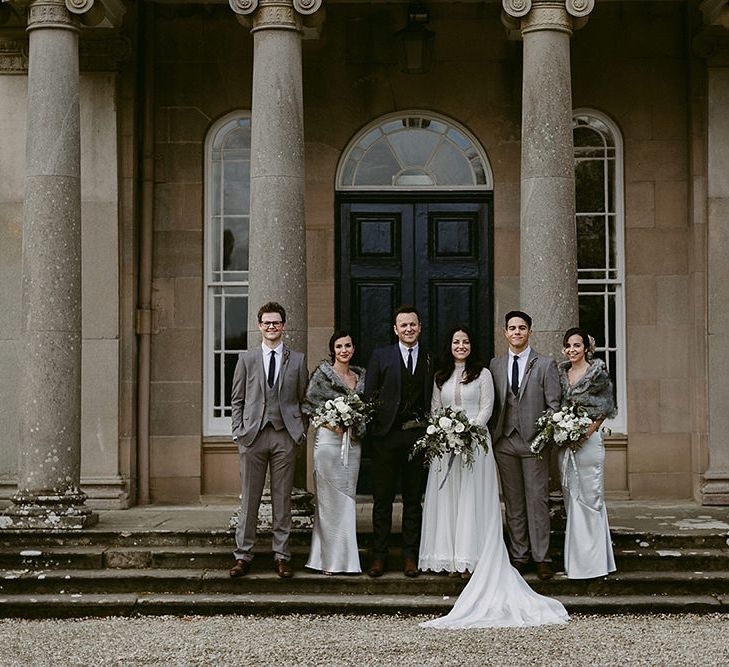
[{"left": 430, "top": 363, "right": 495, "bottom": 427}]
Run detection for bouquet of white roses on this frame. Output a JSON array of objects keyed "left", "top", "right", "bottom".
[
  {"left": 410, "top": 407, "right": 489, "bottom": 473},
  {"left": 311, "top": 393, "right": 374, "bottom": 431},
  {"left": 530, "top": 402, "right": 594, "bottom": 457},
  {"left": 312, "top": 393, "right": 374, "bottom": 467}
]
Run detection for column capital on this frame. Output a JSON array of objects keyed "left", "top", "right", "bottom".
[
  {"left": 229, "top": 0, "right": 323, "bottom": 32},
  {"left": 501, "top": 0, "right": 593, "bottom": 38},
  {"left": 9, "top": 0, "right": 126, "bottom": 31}
]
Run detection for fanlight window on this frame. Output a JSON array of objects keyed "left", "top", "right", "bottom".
[{"left": 338, "top": 113, "right": 492, "bottom": 190}]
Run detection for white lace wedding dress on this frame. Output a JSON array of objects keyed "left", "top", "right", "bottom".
[
  {"left": 420, "top": 365, "right": 569, "bottom": 629},
  {"left": 419, "top": 364, "right": 494, "bottom": 573}
]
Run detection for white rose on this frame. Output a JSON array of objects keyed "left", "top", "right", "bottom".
[
  {"left": 552, "top": 412, "right": 563, "bottom": 423},
  {"left": 439, "top": 416, "right": 453, "bottom": 429},
  {"left": 337, "top": 403, "right": 351, "bottom": 414},
  {"left": 454, "top": 422, "right": 465, "bottom": 433},
  {"left": 426, "top": 424, "right": 437, "bottom": 435},
  {"left": 554, "top": 431, "right": 568, "bottom": 443}
]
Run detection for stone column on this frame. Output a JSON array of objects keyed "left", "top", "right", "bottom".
[
  {"left": 230, "top": 0, "right": 321, "bottom": 354},
  {"left": 228, "top": 0, "right": 320, "bottom": 523},
  {"left": 502, "top": 0, "right": 593, "bottom": 356},
  {"left": 696, "top": 7, "right": 729, "bottom": 504},
  {"left": 2, "top": 0, "right": 98, "bottom": 529}
]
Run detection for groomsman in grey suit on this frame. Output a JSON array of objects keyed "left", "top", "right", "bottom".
[
  {"left": 229, "top": 302, "right": 309, "bottom": 578},
  {"left": 489, "top": 310, "right": 561, "bottom": 580}
]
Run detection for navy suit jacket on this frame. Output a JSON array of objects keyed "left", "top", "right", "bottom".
[{"left": 365, "top": 343, "right": 433, "bottom": 438}]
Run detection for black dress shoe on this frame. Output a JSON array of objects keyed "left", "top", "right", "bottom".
[
  {"left": 511, "top": 560, "right": 527, "bottom": 575},
  {"left": 274, "top": 558, "right": 293, "bottom": 578},
  {"left": 229, "top": 559, "right": 251, "bottom": 578},
  {"left": 368, "top": 559, "right": 385, "bottom": 577},
  {"left": 536, "top": 562, "right": 554, "bottom": 580}
]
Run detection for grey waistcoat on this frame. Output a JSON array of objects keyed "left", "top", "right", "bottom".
[{"left": 262, "top": 381, "right": 285, "bottom": 431}]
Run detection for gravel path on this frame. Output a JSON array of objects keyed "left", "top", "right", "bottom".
[{"left": 0, "top": 613, "right": 727, "bottom": 666}]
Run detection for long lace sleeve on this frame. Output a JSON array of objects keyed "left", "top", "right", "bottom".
[
  {"left": 473, "top": 369, "right": 495, "bottom": 427},
  {"left": 430, "top": 380, "right": 442, "bottom": 414}
]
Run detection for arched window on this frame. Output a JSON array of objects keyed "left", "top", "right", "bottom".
[
  {"left": 573, "top": 109, "right": 626, "bottom": 432},
  {"left": 203, "top": 112, "right": 251, "bottom": 436},
  {"left": 337, "top": 111, "right": 493, "bottom": 190}
]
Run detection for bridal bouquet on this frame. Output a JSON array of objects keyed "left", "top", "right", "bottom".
[
  {"left": 530, "top": 403, "right": 594, "bottom": 457},
  {"left": 410, "top": 407, "right": 489, "bottom": 470},
  {"left": 311, "top": 393, "right": 374, "bottom": 432}
]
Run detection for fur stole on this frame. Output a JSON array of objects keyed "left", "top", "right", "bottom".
[
  {"left": 558, "top": 358, "right": 617, "bottom": 420},
  {"left": 302, "top": 361, "right": 367, "bottom": 436}
]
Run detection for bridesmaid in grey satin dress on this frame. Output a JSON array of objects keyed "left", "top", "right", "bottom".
[
  {"left": 558, "top": 327, "right": 617, "bottom": 580},
  {"left": 302, "top": 330, "right": 365, "bottom": 575}
]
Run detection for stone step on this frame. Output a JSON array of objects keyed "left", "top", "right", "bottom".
[
  {"left": 0, "top": 591, "right": 726, "bottom": 620},
  {"left": 1, "top": 529, "right": 727, "bottom": 550},
  {"left": 3, "top": 568, "right": 729, "bottom": 597},
  {"left": 1, "top": 544, "right": 727, "bottom": 573}
]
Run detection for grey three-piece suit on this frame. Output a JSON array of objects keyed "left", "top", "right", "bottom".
[
  {"left": 231, "top": 345, "right": 308, "bottom": 562},
  {"left": 489, "top": 349, "right": 561, "bottom": 564}
]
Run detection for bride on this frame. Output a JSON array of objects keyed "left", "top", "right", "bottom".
[
  {"left": 419, "top": 325, "right": 494, "bottom": 577},
  {"left": 420, "top": 326, "right": 568, "bottom": 629}
]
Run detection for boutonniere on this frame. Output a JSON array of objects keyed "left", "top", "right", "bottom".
[
  {"left": 526, "top": 358, "right": 537, "bottom": 373},
  {"left": 282, "top": 348, "right": 290, "bottom": 364}
]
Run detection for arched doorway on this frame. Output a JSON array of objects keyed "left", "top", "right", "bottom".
[
  {"left": 336, "top": 111, "right": 494, "bottom": 366},
  {"left": 336, "top": 112, "right": 494, "bottom": 493}
]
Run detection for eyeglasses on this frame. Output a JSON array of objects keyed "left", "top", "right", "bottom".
[{"left": 259, "top": 320, "right": 283, "bottom": 329}]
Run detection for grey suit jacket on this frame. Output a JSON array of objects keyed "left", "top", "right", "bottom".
[
  {"left": 488, "top": 349, "right": 562, "bottom": 445},
  {"left": 230, "top": 345, "right": 309, "bottom": 447}
]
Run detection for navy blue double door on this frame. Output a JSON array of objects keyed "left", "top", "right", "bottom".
[{"left": 336, "top": 194, "right": 494, "bottom": 493}]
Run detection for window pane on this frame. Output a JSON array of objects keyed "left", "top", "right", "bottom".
[
  {"left": 578, "top": 293, "right": 605, "bottom": 348},
  {"left": 223, "top": 160, "right": 250, "bottom": 216},
  {"left": 574, "top": 126, "right": 604, "bottom": 148},
  {"left": 577, "top": 215, "right": 607, "bottom": 270},
  {"left": 428, "top": 141, "right": 473, "bottom": 186},
  {"left": 355, "top": 141, "right": 401, "bottom": 186},
  {"left": 575, "top": 159, "right": 605, "bottom": 213},
  {"left": 223, "top": 217, "right": 249, "bottom": 272},
  {"left": 225, "top": 293, "right": 247, "bottom": 351},
  {"left": 388, "top": 129, "right": 440, "bottom": 168}
]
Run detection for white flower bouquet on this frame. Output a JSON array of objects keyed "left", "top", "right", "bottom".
[
  {"left": 410, "top": 406, "right": 489, "bottom": 470},
  {"left": 311, "top": 393, "right": 374, "bottom": 432},
  {"left": 530, "top": 402, "right": 594, "bottom": 458}
]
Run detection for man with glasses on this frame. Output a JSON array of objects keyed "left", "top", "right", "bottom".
[{"left": 230, "top": 302, "right": 309, "bottom": 578}]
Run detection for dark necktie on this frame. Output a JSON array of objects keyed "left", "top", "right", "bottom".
[
  {"left": 407, "top": 348, "right": 414, "bottom": 375},
  {"left": 267, "top": 350, "right": 276, "bottom": 388},
  {"left": 511, "top": 355, "right": 519, "bottom": 396}
]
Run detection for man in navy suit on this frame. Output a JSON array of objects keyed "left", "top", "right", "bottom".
[{"left": 365, "top": 305, "right": 432, "bottom": 578}]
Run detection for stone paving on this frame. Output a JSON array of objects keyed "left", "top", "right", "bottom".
[{"left": 0, "top": 613, "right": 728, "bottom": 666}]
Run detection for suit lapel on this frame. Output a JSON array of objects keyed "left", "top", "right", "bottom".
[
  {"left": 499, "top": 354, "right": 510, "bottom": 400},
  {"left": 391, "top": 344, "right": 402, "bottom": 395},
  {"left": 278, "top": 346, "right": 291, "bottom": 394},
  {"left": 257, "top": 348, "right": 267, "bottom": 394}
]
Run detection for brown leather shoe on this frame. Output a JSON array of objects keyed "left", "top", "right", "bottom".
[
  {"left": 274, "top": 558, "right": 293, "bottom": 578},
  {"left": 367, "top": 559, "right": 385, "bottom": 578},
  {"left": 229, "top": 559, "right": 251, "bottom": 578},
  {"left": 536, "top": 561, "right": 554, "bottom": 580},
  {"left": 403, "top": 558, "right": 419, "bottom": 578}
]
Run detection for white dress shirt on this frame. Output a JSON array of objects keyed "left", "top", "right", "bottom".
[
  {"left": 399, "top": 341, "right": 419, "bottom": 372},
  {"left": 508, "top": 345, "right": 531, "bottom": 390},
  {"left": 262, "top": 341, "right": 284, "bottom": 385}
]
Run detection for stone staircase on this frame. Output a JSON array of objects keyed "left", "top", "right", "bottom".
[{"left": 1, "top": 526, "right": 729, "bottom": 618}]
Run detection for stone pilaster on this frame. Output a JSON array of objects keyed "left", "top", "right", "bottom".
[
  {"left": 230, "top": 0, "right": 321, "bottom": 354},
  {"left": 502, "top": 0, "right": 593, "bottom": 357},
  {"left": 695, "top": 14, "right": 729, "bottom": 504},
  {"left": 1, "top": 0, "right": 97, "bottom": 529}
]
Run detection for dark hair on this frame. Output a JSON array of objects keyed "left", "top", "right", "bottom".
[
  {"left": 328, "top": 329, "right": 354, "bottom": 363},
  {"left": 563, "top": 326, "right": 595, "bottom": 360},
  {"left": 257, "top": 302, "right": 286, "bottom": 323},
  {"left": 434, "top": 325, "right": 484, "bottom": 389},
  {"left": 393, "top": 304, "right": 421, "bottom": 324},
  {"left": 504, "top": 310, "right": 532, "bottom": 329}
]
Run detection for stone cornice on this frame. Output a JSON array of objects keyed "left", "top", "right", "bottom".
[
  {"left": 694, "top": 24, "right": 729, "bottom": 65},
  {"left": 0, "top": 31, "right": 130, "bottom": 72},
  {"left": 700, "top": 0, "right": 729, "bottom": 28}
]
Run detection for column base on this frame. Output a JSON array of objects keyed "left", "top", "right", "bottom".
[
  {"left": 228, "top": 487, "right": 314, "bottom": 531},
  {"left": 0, "top": 491, "right": 98, "bottom": 530},
  {"left": 700, "top": 471, "right": 729, "bottom": 505}
]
